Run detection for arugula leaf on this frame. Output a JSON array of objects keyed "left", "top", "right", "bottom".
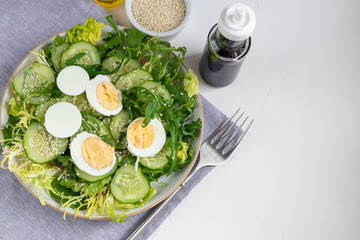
[
  {"left": 44, "top": 35, "right": 66, "bottom": 58},
  {"left": 56, "top": 155, "right": 72, "bottom": 167},
  {"left": 1, "top": 123, "right": 15, "bottom": 149},
  {"left": 96, "top": 15, "right": 124, "bottom": 59},
  {"left": 51, "top": 178, "right": 80, "bottom": 197},
  {"left": 97, "top": 33, "right": 123, "bottom": 58},
  {"left": 106, "top": 15, "right": 122, "bottom": 40},
  {"left": 65, "top": 57, "right": 122, "bottom": 77},
  {"left": 144, "top": 101, "right": 159, "bottom": 125},
  {"left": 124, "top": 29, "right": 147, "bottom": 49},
  {"left": 81, "top": 113, "right": 115, "bottom": 146},
  {"left": 65, "top": 52, "right": 86, "bottom": 66},
  {"left": 53, "top": 35, "right": 66, "bottom": 47},
  {"left": 123, "top": 29, "right": 147, "bottom": 58},
  {"left": 181, "top": 118, "right": 202, "bottom": 142},
  {"left": 76, "top": 62, "right": 122, "bottom": 77},
  {"left": 139, "top": 37, "right": 186, "bottom": 82}
]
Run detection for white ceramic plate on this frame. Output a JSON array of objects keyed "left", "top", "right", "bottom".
[{"left": 0, "top": 25, "right": 203, "bottom": 220}]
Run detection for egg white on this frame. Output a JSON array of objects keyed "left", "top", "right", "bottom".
[
  {"left": 57, "top": 66, "right": 89, "bottom": 96},
  {"left": 126, "top": 117, "right": 166, "bottom": 157},
  {"left": 70, "top": 131, "right": 116, "bottom": 176},
  {"left": 86, "top": 74, "right": 123, "bottom": 116},
  {"left": 44, "top": 102, "right": 82, "bottom": 138}
]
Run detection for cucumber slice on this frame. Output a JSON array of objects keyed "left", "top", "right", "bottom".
[
  {"left": 35, "top": 94, "right": 75, "bottom": 120},
  {"left": 140, "top": 81, "right": 171, "bottom": 101},
  {"left": 102, "top": 56, "right": 141, "bottom": 82},
  {"left": 75, "top": 158, "right": 118, "bottom": 182},
  {"left": 35, "top": 98, "right": 57, "bottom": 118},
  {"left": 110, "top": 109, "right": 129, "bottom": 140},
  {"left": 60, "top": 42, "right": 100, "bottom": 69},
  {"left": 24, "top": 122, "right": 69, "bottom": 164},
  {"left": 110, "top": 164, "right": 150, "bottom": 204},
  {"left": 12, "top": 63, "right": 55, "bottom": 105},
  {"left": 102, "top": 116, "right": 112, "bottom": 126},
  {"left": 115, "top": 69, "right": 153, "bottom": 91},
  {"left": 73, "top": 93, "right": 103, "bottom": 117},
  {"left": 51, "top": 43, "right": 70, "bottom": 72},
  {"left": 139, "top": 145, "right": 170, "bottom": 169}
]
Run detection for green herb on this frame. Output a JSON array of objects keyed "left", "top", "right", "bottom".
[
  {"left": 60, "top": 176, "right": 111, "bottom": 196},
  {"left": 124, "top": 29, "right": 147, "bottom": 58},
  {"left": 97, "top": 15, "right": 124, "bottom": 59},
  {"left": 75, "top": 62, "right": 122, "bottom": 77},
  {"left": 106, "top": 15, "right": 122, "bottom": 40},
  {"left": 65, "top": 52, "right": 86, "bottom": 66},
  {"left": 44, "top": 35, "right": 66, "bottom": 59},
  {"left": 81, "top": 113, "right": 115, "bottom": 146}
]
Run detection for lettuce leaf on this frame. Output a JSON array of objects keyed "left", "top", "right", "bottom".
[
  {"left": 66, "top": 18, "right": 104, "bottom": 44},
  {"left": 183, "top": 69, "right": 199, "bottom": 97},
  {"left": 59, "top": 175, "right": 111, "bottom": 196},
  {"left": 177, "top": 142, "right": 189, "bottom": 163},
  {"left": 8, "top": 97, "right": 21, "bottom": 117}
]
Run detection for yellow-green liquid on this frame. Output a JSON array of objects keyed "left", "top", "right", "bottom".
[{"left": 94, "top": 0, "right": 124, "bottom": 9}]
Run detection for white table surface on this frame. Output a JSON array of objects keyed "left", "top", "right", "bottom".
[{"left": 145, "top": 0, "right": 360, "bottom": 239}]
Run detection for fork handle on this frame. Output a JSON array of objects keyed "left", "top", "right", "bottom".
[{"left": 126, "top": 184, "right": 183, "bottom": 240}]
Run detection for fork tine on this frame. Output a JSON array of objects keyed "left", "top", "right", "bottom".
[
  {"left": 223, "top": 119, "right": 254, "bottom": 158},
  {"left": 218, "top": 115, "right": 249, "bottom": 152},
  {"left": 208, "top": 107, "right": 240, "bottom": 142},
  {"left": 213, "top": 112, "right": 244, "bottom": 147}
]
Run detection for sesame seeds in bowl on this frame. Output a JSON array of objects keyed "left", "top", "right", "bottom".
[{"left": 125, "top": 0, "right": 192, "bottom": 39}]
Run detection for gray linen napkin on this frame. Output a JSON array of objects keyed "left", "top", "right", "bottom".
[{"left": 0, "top": 1, "right": 228, "bottom": 239}]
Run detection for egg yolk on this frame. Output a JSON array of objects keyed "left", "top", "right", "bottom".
[
  {"left": 81, "top": 137, "right": 114, "bottom": 170},
  {"left": 128, "top": 119, "right": 155, "bottom": 149},
  {"left": 96, "top": 81, "right": 121, "bottom": 110}
]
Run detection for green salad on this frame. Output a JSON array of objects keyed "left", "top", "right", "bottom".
[{"left": 0, "top": 16, "right": 201, "bottom": 223}]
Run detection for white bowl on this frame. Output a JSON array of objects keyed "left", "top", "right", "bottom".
[
  {"left": 0, "top": 25, "right": 203, "bottom": 220},
  {"left": 125, "top": 0, "right": 192, "bottom": 39}
]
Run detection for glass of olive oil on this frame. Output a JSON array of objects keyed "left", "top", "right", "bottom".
[
  {"left": 94, "top": 0, "right": 133, "bottom": 27},
  {"left": 94, "top": 0, "right": 124, "bottom": 9}
]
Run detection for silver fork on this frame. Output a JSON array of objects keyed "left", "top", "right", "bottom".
[{"left": 126, "top": 108, "right": 254, "bottom": 240}]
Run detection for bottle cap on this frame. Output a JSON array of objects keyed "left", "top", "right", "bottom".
[{"left": 218, "top": 3, "right": 256, "bottom": 41}]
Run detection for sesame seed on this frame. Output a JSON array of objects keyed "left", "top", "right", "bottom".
[{"left": 132, "top": 0, "right": 186, "bottom": 32}]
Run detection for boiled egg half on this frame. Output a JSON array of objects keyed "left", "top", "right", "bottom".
[
  {"left": 70, "top": 132, "right": 116, "bottom": 176},
  {"left": 45, "top": 102, "right": 82, "bottom": 138},
  {"left": 126, "top": 117, "right": 166, "bottom": 157},
  {"left": 86, "top": 75, "right": 122, "bottom": 116},
  {"left": 57, "top": 66, "right": 89, "bottom": 96}
]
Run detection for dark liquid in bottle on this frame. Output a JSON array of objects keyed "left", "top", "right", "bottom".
[{"left": 199, "top": 24, "right": 251, "bottom": 87}]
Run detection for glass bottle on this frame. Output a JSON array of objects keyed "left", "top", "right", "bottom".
[{"left": 199, "top": 3, "right": 256, "bottom": 87}]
